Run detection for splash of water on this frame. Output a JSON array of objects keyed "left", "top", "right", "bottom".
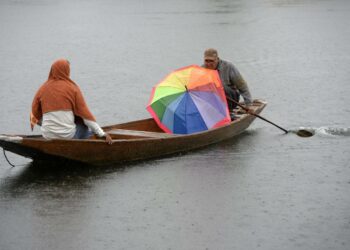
[
  {"left": 315, "top": 127, "right": 350, "bottom": 136},
  {"left": 294, "top": 126, "right": 350, "bottom": 137}
]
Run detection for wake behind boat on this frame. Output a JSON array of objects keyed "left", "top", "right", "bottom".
[{"left": 0, "top": 100, "right": 266, "bottom": 166}]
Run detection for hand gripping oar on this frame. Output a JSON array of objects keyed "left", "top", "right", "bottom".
[{"left": 227, "top": 97, "right": 313, "bottom": 137}]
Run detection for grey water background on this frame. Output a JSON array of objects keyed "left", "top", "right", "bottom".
[{"left": 1, "top": 0, "right": 350, "bottom": 249}]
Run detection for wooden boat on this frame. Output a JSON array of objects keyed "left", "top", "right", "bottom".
[{"left": 0, "top": 100, "right": 266, "bottom": 166}]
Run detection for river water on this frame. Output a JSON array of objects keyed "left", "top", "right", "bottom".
[{"left": 1, "top": 0, "right": 350, "bottom": 249}]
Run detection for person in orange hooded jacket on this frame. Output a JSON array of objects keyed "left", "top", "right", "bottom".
[{"left": 31, "top": 59, "right": 112, "bottom": 144}]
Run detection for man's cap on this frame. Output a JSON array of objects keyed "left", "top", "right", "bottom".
[{"left": 204, "top": 48, "right": 218, "bottom": 60}]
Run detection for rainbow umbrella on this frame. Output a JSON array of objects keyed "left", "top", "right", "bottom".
[{"left": 146, "top": 65, "right": 231, "bottom": 134}]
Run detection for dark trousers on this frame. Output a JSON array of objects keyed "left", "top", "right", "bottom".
[
  {"left": 224, "top": 85, "right": 240, "bottom": 110},
  {"left": 73, "top": 116, "right": 93, "bottom": 139},
  {"left": 73, "top": 122, "right": 93, "bottom": 139}
]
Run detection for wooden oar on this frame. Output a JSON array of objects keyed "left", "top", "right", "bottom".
[{"left": 227, "top": 97, "right": 313, "bottom": 137}]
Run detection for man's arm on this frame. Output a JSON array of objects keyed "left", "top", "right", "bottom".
[{"left": 229, "top": 64, "right": 252, "bottom": 105}]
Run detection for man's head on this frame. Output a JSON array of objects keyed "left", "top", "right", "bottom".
[{"left": 203, "top": 48, "right": 219, "bottom": 69}]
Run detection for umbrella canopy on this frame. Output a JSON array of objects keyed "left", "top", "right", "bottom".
[{"left": 147, "top": 65, "right": 231, "bottom": 134}]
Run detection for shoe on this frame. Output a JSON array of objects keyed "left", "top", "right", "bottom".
[{"left": 230, "top": 112, "right": 236, "bottom": 121}]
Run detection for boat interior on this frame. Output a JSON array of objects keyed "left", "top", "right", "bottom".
[
  {"left": 103, "top": 118, "right": 175, "bottom": 139},
  {"left": 16, "top": 102, "right": 263, "bottom": 141},
  {"left": 14, "top": 119, "right": 168, "bottom": 141}
]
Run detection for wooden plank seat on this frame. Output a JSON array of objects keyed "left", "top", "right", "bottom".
[{"left": 108, "top": 129, "right": 177, "bottom": 139}]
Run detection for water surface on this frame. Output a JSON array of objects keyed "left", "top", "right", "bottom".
[{"left": 1, "top": 0, "right": 350, "bottom": 249}]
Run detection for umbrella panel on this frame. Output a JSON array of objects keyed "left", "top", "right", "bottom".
[
  {"left": 150, "top": 92, "right": 184, "bottom": 121},
  {"left": 189, "top": 91, "right": 228, "bottom": 128},
  {"left": 171, "top": 92, "right": 208, "bottom": 134}
]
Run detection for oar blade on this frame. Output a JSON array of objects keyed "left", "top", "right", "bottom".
[{"left": 296, "top": 129, "right": 314, "bottom": 137}]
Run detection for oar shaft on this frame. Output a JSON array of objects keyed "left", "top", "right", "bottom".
[
  {"left": 250, "top": 113, "right": 288, "bottom": 133},
  {"left": 227, "top": 97, "right": 288, "bottom": 134}
]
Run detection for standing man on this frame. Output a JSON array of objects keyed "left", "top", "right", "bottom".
[{"left": 203, "top": 48, "right": 252, "bottom": 117}]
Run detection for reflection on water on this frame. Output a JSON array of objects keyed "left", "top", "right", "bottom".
[{"left": 0, "top": 161, "right": 122, "bottom": 198}]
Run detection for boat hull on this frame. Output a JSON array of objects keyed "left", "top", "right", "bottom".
[{"left": 0, "top": 100, "right": 266, "bottom": 166}]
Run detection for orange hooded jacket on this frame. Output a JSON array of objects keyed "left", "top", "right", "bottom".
[{"left": 31, "top": 59, "right": 96, "bottom": 130}]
